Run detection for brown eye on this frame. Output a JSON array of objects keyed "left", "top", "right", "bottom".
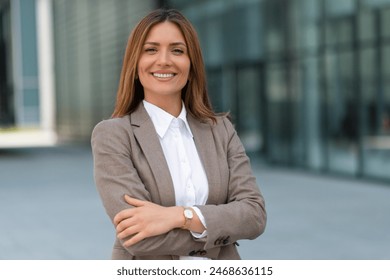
[
  {"left": 172, "top": 48, "right": 184, "bottom": 55},
  {"left": 145, "top": 48, "right": 157, "bottom": 54}
]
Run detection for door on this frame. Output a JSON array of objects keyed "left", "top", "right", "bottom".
[{"left": 0, "top": 0, "right": 14, "bottom": 127}]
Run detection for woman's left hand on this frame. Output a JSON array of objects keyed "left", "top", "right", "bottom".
[{"left": 114, "top": 195, "right": 183, "bottom": 247}]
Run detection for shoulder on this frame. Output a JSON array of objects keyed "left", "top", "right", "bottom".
[
  {"left": 91, "top": 115, "right": 132, "bottom": 146},
  {"left": 91, "top": 115, "right": 135, "bottom": 157},
  {"left": 92, "top": 115, "right": 131, "bottom": 135},
  {"left": 194, "top": 115, "right": 238, "bottom": 150},
  {"left": 212, "top": 115, "right": 245, "bottom": 154},
  {"left": 212, "top": 115, "right": 236, "bottom": 137}
]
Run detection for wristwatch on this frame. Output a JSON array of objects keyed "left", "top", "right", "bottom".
[{"left": 182, "top": 207, "right": 193, "bottom": 230}]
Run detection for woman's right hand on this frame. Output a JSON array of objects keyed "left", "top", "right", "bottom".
[{"left": 114, "top": 195, "right": 183, "bottom": 247}]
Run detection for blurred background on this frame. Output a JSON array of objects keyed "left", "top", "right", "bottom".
[{"left": 0, "top": 0, "right": 390, "bottom": 259}]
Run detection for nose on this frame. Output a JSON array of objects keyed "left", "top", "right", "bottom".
[{"left": 156, "top": 49, "right": 171, "bottom": 66}]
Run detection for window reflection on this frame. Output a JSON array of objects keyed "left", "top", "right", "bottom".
[{"left": 166, "top": 0, "right": 390, "bottom": 181}]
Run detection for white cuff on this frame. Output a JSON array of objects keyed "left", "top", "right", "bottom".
[{"left": 190, "top": 207, "right": 208, "bottom": 238}]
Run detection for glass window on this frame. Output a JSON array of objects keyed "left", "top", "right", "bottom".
[
  {"left": 362, "top": 0, "right": 390, "bottom": 8},
  {"left": 0, "top": 1, "right": 14, "bottom": 126},
  {"left": 236, "top": 65, "right": 265, "bottom": 154},
  {"left": 264, "top": 0, "right": 286, "bottom": 56},
  {"left": 381, "top": 8, "right": 390, "bottom": 40},
  {"left": 289, "top": 61, "right": 306, "bottom": 167},
  {"left": 325, "top": 18, "right": 353, "bottom": 48},
  {"left": 325, "top": 0, "right": 355, "bottom": 17},
  {"left": 302, "top": 56, "right": 324, "bottom": 170},
  {"left": 360, "top": 7, "right": 390, "bottom": 180},
  {"left": 325, "top": 49, "right": 359, "bottom": 175},
  {"left": 244, "top": 2, "right": 263, "bottom": 59},
  {"left": 206, "top": 67, "right": 224, "bottom": 113},
  {"left": 202, "top": 17, "right": 223, "bottom": 66},
  {"left": 360, "top": 47, "right": 390, "bottom": 179},
  {"left": 359, "top": 10, "right": 376, "bottom": 42},
  {"left": 266, "top": 63, "right": 291, "bottom": 162},
  {"left": 23, "top": 89, "right": 40, "bottom": 125}
]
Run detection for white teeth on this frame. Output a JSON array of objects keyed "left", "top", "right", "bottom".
[{"left": 153, "top": 73, "right": 175, "bottom": 78}]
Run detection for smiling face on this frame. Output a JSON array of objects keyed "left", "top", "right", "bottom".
[{"left": 137, "top": 21, "right": 191, "bottom": 105}]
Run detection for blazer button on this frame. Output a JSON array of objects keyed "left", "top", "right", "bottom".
[
  {"left": 223, "top": 236, "right": 230, "bottom": 245},
  {"left": 189, "top": 250, "right": 197, "bottom": 256}
]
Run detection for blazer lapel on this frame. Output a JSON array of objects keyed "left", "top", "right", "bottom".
[
  {"left": 130, "top": 104, "right": 176, "bottom": 207},
  {"left": 187, "top": 114, "right": 221, "bottom": 205}
]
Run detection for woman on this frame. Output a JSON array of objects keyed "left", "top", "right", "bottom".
[{"left": 91, "top": 8, "right": 266, "bottom": 260}]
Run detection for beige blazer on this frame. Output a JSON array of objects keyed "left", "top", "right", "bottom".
[{"left": 91, "top": 103, "right": 266, "bottom": 260}]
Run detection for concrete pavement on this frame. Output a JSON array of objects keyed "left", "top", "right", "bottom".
[{"left": 0, "top": 145, "right": 389, "bottom": 259}]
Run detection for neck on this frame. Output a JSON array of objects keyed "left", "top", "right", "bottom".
[{"left": 144, "top": 95, "right": 182, "bottom": 117}]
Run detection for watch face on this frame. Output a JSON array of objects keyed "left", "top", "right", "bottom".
[{"left": 184, "top": 209, "right": 193, "bottom": 219}]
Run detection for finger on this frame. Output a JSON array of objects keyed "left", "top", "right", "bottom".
[
  {"left": 117, "top": 224, "right": 139, "bottom": 240},
  {"left": 124, "top": 195, "right": 146, "bottom": 207},
  {"left": 113, "top": 208, "right": 134, "bottom": 226},
  {"left": 113, "top": 213, "right": 121, "bottom": 227},
  {"left": 123, "top": 232, "right": 145, "bottom": 247},
  {"left": 116, "top": 218, "right": 134, "bottom": 234},
  {"left": 113, "top": 212, "right": 125, "bottom": 226}
]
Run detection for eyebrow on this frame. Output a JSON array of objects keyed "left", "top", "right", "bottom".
[{"left": 144, "top": 42, "right": 187, "bottom": 47}]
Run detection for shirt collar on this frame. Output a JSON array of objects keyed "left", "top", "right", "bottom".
[{"left": 143, "top": 100, "right": 193, "bottom": 138}]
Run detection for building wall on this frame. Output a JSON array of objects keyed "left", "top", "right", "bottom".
[{"left": 52, "top": 0, "right": 156, "bottom": 140}]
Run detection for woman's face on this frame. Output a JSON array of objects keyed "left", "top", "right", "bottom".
[{"left": 137, "top": 21, "right": 190, "bottom": 102}]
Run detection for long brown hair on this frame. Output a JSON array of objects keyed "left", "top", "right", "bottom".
[{"left": 112, "top": 9, "right": 217, "bottom": 123}]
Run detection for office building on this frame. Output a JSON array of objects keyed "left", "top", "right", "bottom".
[{"left": 1, "top": 0, "right": 390, "bottom": 181}]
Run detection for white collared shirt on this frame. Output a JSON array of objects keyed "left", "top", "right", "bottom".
[{"left": 143, "top": 100, "right": 209, "bottom": 259}]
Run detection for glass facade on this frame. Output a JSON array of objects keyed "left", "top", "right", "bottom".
[
  {"left": 0, "top": 0, "right": 40, "bottom": 127},
  {"left": 0, "top": 0, "right": 57, "bottom": 148},
  {"left": 167, "top": 0, "right": 390, "bottom": 181},
  {"left": 3, "top": 0, "right": 390, "bottom": 181}
]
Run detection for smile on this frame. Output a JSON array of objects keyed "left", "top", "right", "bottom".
[{"left": 152, "top": 73, "right": 176, "bottom": 78}]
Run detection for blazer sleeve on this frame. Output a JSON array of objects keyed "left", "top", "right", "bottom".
[
  {"left": 91, "top": 118, "right": 220, "bottom": 258},
  {"left": 196, "top": 117, "right": 267, "bottom": 250}
]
